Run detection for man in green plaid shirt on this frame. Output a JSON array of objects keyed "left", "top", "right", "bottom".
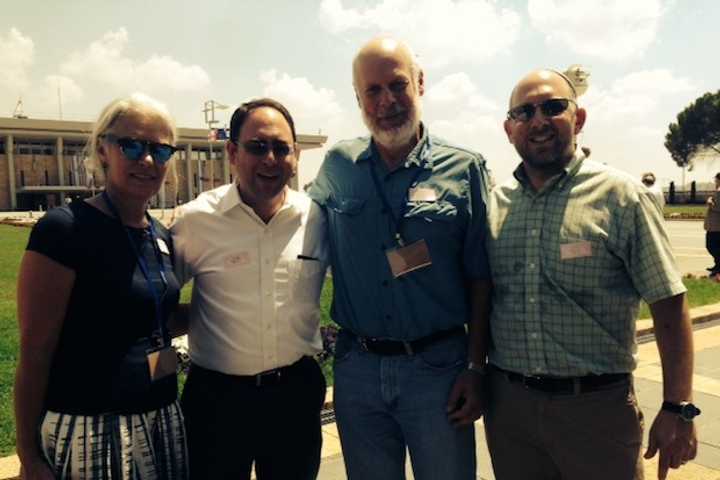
[{"left": 483, "top": 69, "right": 698, "bottom": 480}]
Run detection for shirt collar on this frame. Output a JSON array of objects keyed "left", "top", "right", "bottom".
[
  {"left": 356, "top": 123, "right": 434, "bottom": 170},
  {"left": 218, "top": 183, "right": 299, "bottom": 217},
  {"left": 512, "top": 149, "right": 587, "bottom": 193}
]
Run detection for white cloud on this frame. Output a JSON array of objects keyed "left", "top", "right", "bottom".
[
  {"left": 318, "top": 0, "right": 521, "bottom": 67},
  {"left": 426, "top": 73, "right": 499, "bottom": 111},
  {"left": 582, "top": 69, "right": 694, "bottom": 120},
  {"left": 37, "top": 75, "right": 84, "bottom": 109},
  {"left": 60, "top": 28, "right": 210, "bottom": 94},
  {"left": 260, "top": 69, "right": 343, "bottom": 131},
  {"left": 528, "top": 0, "right": 667, "bottom": 61},
  {"left": 0, "top": 28, "right": 34, "bottom": 92}
]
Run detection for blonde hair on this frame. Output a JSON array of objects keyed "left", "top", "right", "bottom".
[{"left": 84, "top": 93, "right": 178, "bottom": 182}]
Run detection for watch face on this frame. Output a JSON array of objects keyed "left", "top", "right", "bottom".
[{"left": 680, "top": 403, "right": 701, "bottom": 421}]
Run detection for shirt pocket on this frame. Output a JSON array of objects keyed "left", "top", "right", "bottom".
[
  {"left": 326, "top": 196, "right": 367, "bottom": 245},
  {"left": 403, "top": 200, "right": 459, "bottom": 241}
]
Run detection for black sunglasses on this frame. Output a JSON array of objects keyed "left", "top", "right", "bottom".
[
  {"left": 507, "top": 98, "right": 576, "bottom": 122},
  {"left": 238, "top": 139, "right": 295, "bottom": 157},
  {"left": 102, "top": 134, "right": 178, "bottom": 165}
]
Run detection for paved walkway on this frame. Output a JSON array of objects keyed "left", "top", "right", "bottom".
[{"left": 3, "top": 309, "right": 720, "bottom": 480}]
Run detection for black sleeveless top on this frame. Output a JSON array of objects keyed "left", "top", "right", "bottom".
[{"left": 27, "top": 200, "right": 180, "bottom": 414}]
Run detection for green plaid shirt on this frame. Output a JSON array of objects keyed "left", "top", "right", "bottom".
[{"left": 487, "top": 154, "right": 686, "bottom": 376}]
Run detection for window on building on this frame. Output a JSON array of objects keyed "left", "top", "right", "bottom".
[
  {"left": 16, "top": 140, "right": 55, "bottom": 155},
  {"left": 20, "top": 170, "right": 25, "bottom": 186}
]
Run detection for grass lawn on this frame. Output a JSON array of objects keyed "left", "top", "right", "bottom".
[
  {"left": 664, "top": 204, "right": 707, "bottom": 218},
  {"left": 1, "top": 223, "right": 720, "bottom": 456}
]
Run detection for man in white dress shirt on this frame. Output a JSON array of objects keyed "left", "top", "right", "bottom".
[{"left": 171, "top": 98, "right": 328, "bottom": 480}]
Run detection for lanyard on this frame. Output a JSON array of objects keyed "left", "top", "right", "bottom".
[
  {"left": 102, "top": 191, "right": 169, "bottom": 347},
  {"left": 369, "top": 159, "right": 425, "bottom": 247}
]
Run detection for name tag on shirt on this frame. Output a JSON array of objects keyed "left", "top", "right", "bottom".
[
  {"left": 386, "top": 239, "right": 432, "bottom": 278},
  {"left": 224, "top": 251, "right": 251, "bottom": 269},
  {"left": 409, "top": 187, "right": 437, "bottom": 202},
  {"left": 157, "top": 238, "right": 170, "bottom": 255},
  {"left": 560, "top": 241, "right": 592, "bottom": 260}
]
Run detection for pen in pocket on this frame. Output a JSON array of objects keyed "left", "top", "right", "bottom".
[{"left": 297, "top": 254, "right": 320, "bottom": 261}]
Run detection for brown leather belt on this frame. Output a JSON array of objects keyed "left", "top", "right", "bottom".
[
  {"left": 344, "top": 327, "right": 466, "bottom": 356},
  {"left": 492, "top": 364, "right": 629, "bottom": 395}
]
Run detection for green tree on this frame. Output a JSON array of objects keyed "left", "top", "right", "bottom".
[{"left": 665, "top": 91, "right": 720, "bottom": 167}]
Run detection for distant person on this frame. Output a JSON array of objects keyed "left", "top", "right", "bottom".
[
  {"left": 171, "top": 98, "right": 328, "bottom": 479},
  {"left": 485, "top": 69, "right": 698, "bottom": 480},
  {"left": 704, "top": 172, "right": 720, "bottom": 276},
  {"left": 15, "top": 94, "right": 188, "bottom": 479},
  {"left": 642, "top": 171, "right": 666, "bottom": 208},
  {"left": 310, "top": 37, "right": 491, "bottom": 479}
]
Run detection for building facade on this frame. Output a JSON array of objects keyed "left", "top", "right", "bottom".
[{"left": 0, "top": 117, "right": 326, "bottom": 211}]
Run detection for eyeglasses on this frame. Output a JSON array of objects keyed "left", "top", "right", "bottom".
[
  {"left": 237, "top": 139, "right": 295, "bottom": 157},
  {"left": 507, "top": 98, "right": 576, "bottom": 122},
  {"left": 102, "top": 134, "right": 178, "bottom": 165}
]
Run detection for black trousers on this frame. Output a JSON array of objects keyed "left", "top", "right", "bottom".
[
  {"left": 707, "top": 231, "right": 720, "bottom": 270},
  {"left": 181, "top": 357, "right": 326, "bottom": 479}
]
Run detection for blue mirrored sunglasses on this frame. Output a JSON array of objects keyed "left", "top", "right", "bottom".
[{"left": 102, "top": 134, "right": 178, "bottom": 165}]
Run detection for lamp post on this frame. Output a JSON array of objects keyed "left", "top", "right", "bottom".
[{"left": 202, "top": 100, "right": 229, "bottom": 192}]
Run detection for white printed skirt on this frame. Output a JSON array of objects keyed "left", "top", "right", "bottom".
[{"left": 40, "top": 401, "right": 188, "bottom": 479}]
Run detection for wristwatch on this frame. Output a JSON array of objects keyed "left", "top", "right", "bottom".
[{"left": 661, "top": 401, "right": 701, "bottom": 422}]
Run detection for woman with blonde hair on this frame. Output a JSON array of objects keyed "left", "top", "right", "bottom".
[{"left": 14, "top": 93, "right": 188, "bottom": 479}]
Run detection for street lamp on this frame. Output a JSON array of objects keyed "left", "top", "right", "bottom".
[{"left": 202, "top": 100, "right": 229, "bottom": 192}]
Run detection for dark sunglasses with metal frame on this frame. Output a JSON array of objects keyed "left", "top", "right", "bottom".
[
  {"left": 507, "top": 98, "right": 577, "bottom": 122},
  {"left": 102, "top": 134, "right": 178, "bottom": 165},
  {"left": 235, "top": 139, "right": 295, "bottom": 158}
]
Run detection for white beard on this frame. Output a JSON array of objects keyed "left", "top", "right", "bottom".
[{"left": 362, "top": 99, "right": 423, "bottom": 151}]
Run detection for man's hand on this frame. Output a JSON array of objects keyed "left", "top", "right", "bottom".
[
  {"left": 643, "top": 410, "right": 698, "bottom": 480},
  {"left": 446, "top": 369, "right": 486, "bottom": 427}
]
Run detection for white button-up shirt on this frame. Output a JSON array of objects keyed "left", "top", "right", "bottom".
[{"left": 171, "top": 184, "right": 328, "bottom": 375}]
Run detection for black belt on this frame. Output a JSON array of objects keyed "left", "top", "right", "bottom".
[
  {"left": 492, "top": 365, "right": 629, "bottom": 395},
  {"left": 345, "top": 327, "right": 466, "bottom": 356},
  {"left": 190, "top": 357, "right": 311, "bottom": 387}
]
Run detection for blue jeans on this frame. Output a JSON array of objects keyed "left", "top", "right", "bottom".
[{"left": 333, "top": 330, "right": 476, "bottom": 480}]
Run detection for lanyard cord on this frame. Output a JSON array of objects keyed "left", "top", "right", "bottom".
[
  {"left": 102, "top": 191, "right": 169, "bottom": 347},
  {"left": 369, "top": 159, "right": 425, "bottom": 247}
]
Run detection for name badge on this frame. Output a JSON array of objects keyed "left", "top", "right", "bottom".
[
  {"left": 386, "top": 239, "right": 432, "bottom": 278},
  {"left": 147, "top": 347, "right": 177, "bottom": 381},
  {"left": 409, "top": 187, "right": 437, "bottom": 202},
  {"left": 157, "top": 238, "right": 170, "bottom": 255},
  {"left": 224, "top": 251, "right": 251, "bottom": 269},
  {"left": 560, "top": 241, "right": 592, "bottom": 260}
]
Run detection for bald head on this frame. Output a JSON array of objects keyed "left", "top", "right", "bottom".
[
  {"left": 352, "top": 37, "right": 420, "bottom": 88},
  {"left": 509, "top": 69, "right": 577, "bottom": 110}
]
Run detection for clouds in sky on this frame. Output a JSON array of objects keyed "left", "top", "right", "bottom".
[
  {"left": 318, "top": 0, "right": 521, "bottom": 67},
  {"left": 0, "top": 28, "right": 34, "bottom": 93},
  {"left": 60, "top": 28, "right": 210, "bottom": 94},
  {"left": 528, "top": 0, "right": 668, "bottom": 61}
]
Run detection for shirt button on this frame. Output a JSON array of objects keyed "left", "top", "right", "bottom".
[
  {"left": 534, "top": 366, "right": 543, "bottom": 373},
  {"left": 265, "top": 291, "right": 271, "bottom": 297},
  {"left": 264, "top": 259, "right": 270, "bottom": 265},
  {"left": 531, "top": 229, "right": 539, "bottom": 236},
  {"left": 530, "top": 332, "right": 539, "bottom": 339},
  {"left": 529, "top": 297, "right": 536, "bottom": 304},
  {"left": 529, "top": 262, "right": 536, "bottom": 269}
]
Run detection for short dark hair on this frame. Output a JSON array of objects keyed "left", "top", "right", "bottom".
[{"left": 229, "top": 98, "right": 297, "bottom": 144}]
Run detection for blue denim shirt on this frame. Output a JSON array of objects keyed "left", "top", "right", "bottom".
[{"left": 309, "top": 127, "right": 490, "bottom": 340}]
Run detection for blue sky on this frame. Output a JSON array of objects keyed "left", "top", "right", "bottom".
[{"left": 2, "top": 0, "right": 718, "bottom": 187}]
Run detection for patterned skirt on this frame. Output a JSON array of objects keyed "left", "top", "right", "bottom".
[{"left": 40, "top": 401, "right": 188, "bottom": 480}]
